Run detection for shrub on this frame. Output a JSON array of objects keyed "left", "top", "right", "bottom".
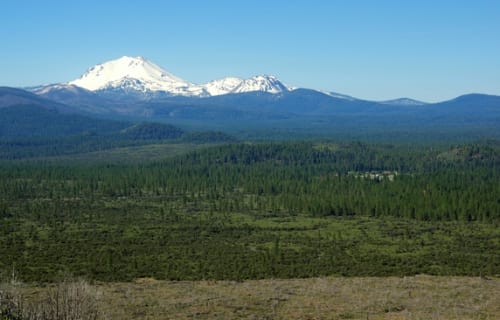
[{"left": 0, "top": 279, "right": 102, "bottom": 320}]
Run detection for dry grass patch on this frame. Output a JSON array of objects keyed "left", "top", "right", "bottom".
[
  {"left": 3, "top": 276, "right": 498, "bottom": 319},
  {"left": 95, "top": 275, "right": 499, "bottom": 319}
]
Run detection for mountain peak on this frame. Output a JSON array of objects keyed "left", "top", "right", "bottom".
[
  {"left": 68, "top": 56, "right": 204, "bottom": 95},
  {"left": 113, "top": 56, "right": 151, "bottom": 67},
  {"left": 232, "top": 74, "right": 289, "bottom": 94},
  {"left": 203, "top": 77, "right": 244, "bottom": 96}
]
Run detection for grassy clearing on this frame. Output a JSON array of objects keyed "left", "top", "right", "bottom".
[
  {"left": 33, "top": 143, "right": 212, "bottom": 163},
  {"left": 7, "top": 276, "right": 498, "bottom": 319},
  {"left": 100, "top": 276, "right": 500, "bottom": 319}
]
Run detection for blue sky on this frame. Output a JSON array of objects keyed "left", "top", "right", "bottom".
[{"left": 1, "top": 0, "right": 499, "bottom": 102}]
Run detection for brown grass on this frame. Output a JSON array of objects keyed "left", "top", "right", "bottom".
[
  {"left": 3, "top": 276, "right": 498, "bottom": 319},
  {"left": 92, "top": 275, "right": 499, "bottom": 319}
]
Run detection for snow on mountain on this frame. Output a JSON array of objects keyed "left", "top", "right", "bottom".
[
  {"left": 32, "top": 83, "right": 90, "bottom": 95},
  {"left": 68, "top": 56, "right": 290, "bottom": 97},
  {"left": 69, "top": 56, "right": 207, "bottom": 96},
  {"left": 232, "top": 75, "right": 289, "bottom": 94},
  {"left": 202, "top": 75, "right": 290, "bottom": 96},
  {"left": 203, "top": 77, "right": 244, "bottom": 96}
]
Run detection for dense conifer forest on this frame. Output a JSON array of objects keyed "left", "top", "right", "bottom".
[{"left": 0, "top": 141, "right": 499, "bottom": 282}]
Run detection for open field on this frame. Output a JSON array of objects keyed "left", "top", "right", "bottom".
[
  {"left": 7, "top": 276, "right": 499, "bottom": 319},
  {"left": 32, "top": 143, "right": 213, "bottom": 164}
]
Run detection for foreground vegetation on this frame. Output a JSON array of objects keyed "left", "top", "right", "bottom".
[
  {"left": 2, "top": 276, "right": 499, "bottom": 319},
  {"left": 1, "top": 278, "right": 101, "bottom": 320},
  {"left": 0, "top": 141, "right": 499, "bottom": 282}
]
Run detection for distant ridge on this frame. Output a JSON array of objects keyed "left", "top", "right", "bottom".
[
  {"left": 0, "top": 86, "right": 65, "bottom": 110},
  {"left": 0, "top": 55, "right": 493, "bottom": 130}
]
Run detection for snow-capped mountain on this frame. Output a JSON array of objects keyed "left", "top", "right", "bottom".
[
  {"left": 203, "top": 77, "right": 244, "bottom": 96},
  {"left": 14, "top": 56, "right": 500, "bottom": 126},
  {"left": 66, "top": 56, "right": 290, "bottom": 98},
  {"left": 69, "top": 56, "right": 208, "bottom": 97},
  {"left": 232, "top": 75, "right": 289, "bottom": 94},
  {"left": 204, "top": 75, "right": 290, "bottom": 96}
]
